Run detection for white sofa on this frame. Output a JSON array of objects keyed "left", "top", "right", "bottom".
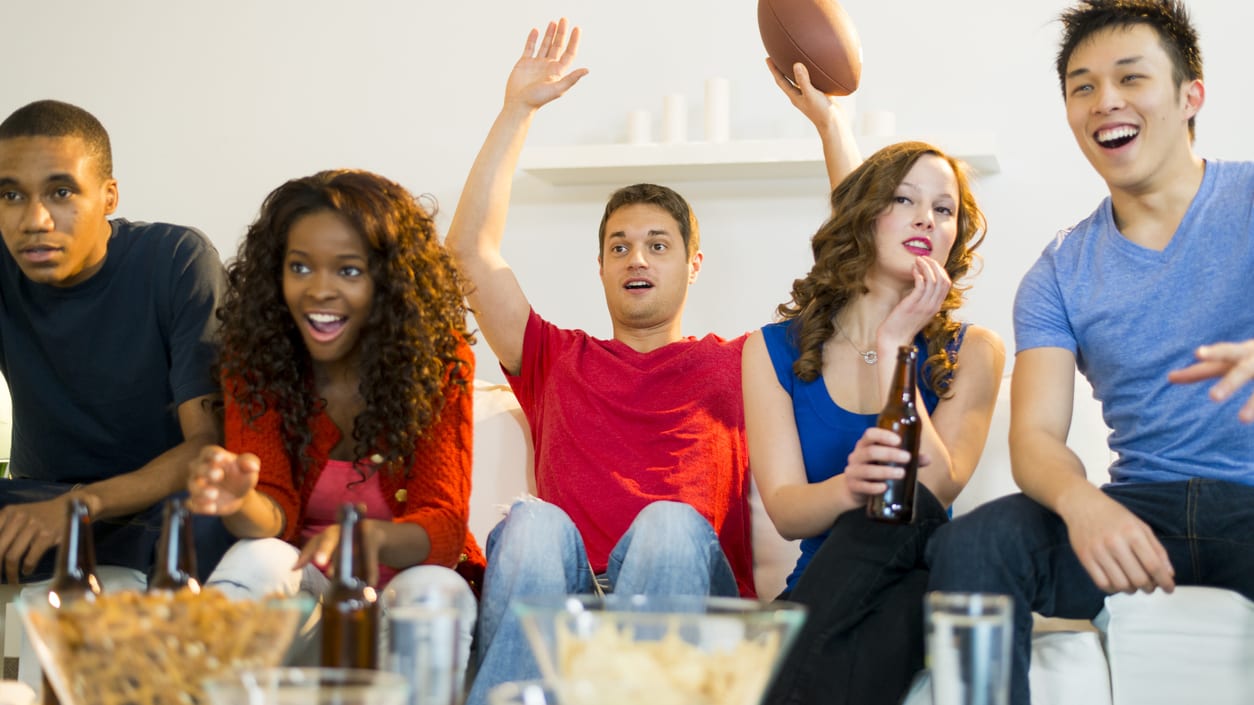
[{"left": 469, "top": 378, "right": 1254, "bottom": 705}]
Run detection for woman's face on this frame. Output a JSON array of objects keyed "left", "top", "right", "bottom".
[
  {"left": 870, "top": 154, "right": 960, "bottom": 282},
  {"left": 282, "top": 210, "right": 375, "bottom": 370}
]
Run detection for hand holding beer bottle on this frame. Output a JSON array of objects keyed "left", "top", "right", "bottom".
[{"left": 866, "top": 345, "right": 922, "bottom": 524}]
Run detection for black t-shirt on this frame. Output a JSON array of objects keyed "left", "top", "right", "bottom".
[{"left": 0, "top": 219, "right": 224, "bottom": 483}]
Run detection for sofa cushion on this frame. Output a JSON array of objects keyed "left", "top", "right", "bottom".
[{"left": 1095, "top": 586, "right": 1254, "bottom": 705}]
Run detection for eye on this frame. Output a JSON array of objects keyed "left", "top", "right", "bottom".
[
  {"left": 52, "top": 187, "right": 73, "bottom": 200},
  {"left": 651, "top": 242, "right": 667, "bottom": 252},
  {"left": 894, "top": 196, "right": 912, "bottom": 205},
  {"left": 339, "top": 265, "right": 364, "bottom": 277},
  {"left": 1121, "top": 74, "right": 1143, "bottom": 83},
  {"left": 611, "top": 244, "right": 628, "bottom": 255},
  {"left": 0, "top": 190, "right": 21, "bottom": 202},
  {"left": 935, "top": 205, "right": 954, "bottom": 216},
  {"left": 1069, "top": 83, "right": 1093, "bottom": 97},
  {"left": 287, "top": 261, "right": 310, "bottom": 275}
]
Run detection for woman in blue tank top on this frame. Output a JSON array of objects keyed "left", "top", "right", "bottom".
[{"left": 744, "top": 140, "right": 1006, "bottom": 705}]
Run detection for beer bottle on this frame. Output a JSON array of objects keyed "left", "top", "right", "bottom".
[
  {"left": 866, "top": 345, "right": 922, "bottom": 524},
  {"left": 148, "top": 497, "right": 201, "bottom": 593},
  {"left": 320, "top": 502, "right": 379, "bottom": 669},
  {"left": 44, "top": 498, "right": 103, "bottom": 705}
]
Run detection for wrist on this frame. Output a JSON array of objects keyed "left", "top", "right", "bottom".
[{"left": 66, "top": 484, "right": 105, "bottom": 520}]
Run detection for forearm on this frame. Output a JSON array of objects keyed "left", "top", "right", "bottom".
[
  {"left": 221, "top": 489, "right": 286, "bottom": 539},
  {"left": 446, "top": 104, "right": 537, "bottom": 262},
  {"left": 374, "top": 520, "right": 432, "bottom": 570},
  {"left": 916, "top": 412, "right": 961, "bottom": 506},
  {"left": 76, "top": 431, "right": 216, "bottom": 520},
  {"left": 815, "top": 114, "right": 861, "bottom": 193},
  {"left": 1011, "top": 429, "right": 1097, "bottom": 517},
  {"left": 765, "top": 474, "right": 863, "bottom": 540}
]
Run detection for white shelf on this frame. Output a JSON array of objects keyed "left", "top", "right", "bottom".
[{"left": 519, "top": 134, "right": 1000, "bottom": 186}]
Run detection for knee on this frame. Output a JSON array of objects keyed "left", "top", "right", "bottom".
[
  {"left": 385, "top": 565, "right": 478, "bottom": 624},
  {"left": 206, "top": 538, "right": 302, "bottom": 597},
  {"left": 489, "top": 500, "right": 579, "bottom": 566},
  {"left": 630, "top": 501, "right": 710, "bottom": 542},
  {"left": 927, "top": 494, "right": 1047, "bottom": 571}
]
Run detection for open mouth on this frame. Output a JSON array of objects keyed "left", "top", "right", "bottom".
[
  {"left": 624, "top": 280, "right": 654, "bottom": 291},
  {"left": 1095, "top": 126, "right": 1139, "bottom": 149},
  {"left": 903, "top": 238, "right": 932, "bottom": 256},
  {"left": 305, "top": 312, "right": 347, "bottom": 341}
]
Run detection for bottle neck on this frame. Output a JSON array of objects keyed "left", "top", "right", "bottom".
[{"left": 887, "top": 345, "right": 919, "bottom": 406}]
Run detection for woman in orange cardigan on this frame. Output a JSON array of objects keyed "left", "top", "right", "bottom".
[{"left": 187, "top": 169, "right": 482, "bottom": 670}]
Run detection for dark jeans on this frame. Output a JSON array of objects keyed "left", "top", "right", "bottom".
[
  {"left": 764, "top": 485, "right": 949, "bottom": 705},
  {"left": 926, "top": 479, "right": 1254, "bottom": 705},
  {"left": 0, "top": 477, "right": 235, "bottom": 583}
]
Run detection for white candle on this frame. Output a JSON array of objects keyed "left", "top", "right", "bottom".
[
  {"left": 704, "top": 77, "right": 730, "bottom": 143},
  {"left": 627, "top": 109, "right": 652, "bottom": 145},
  {"left": 860, "top": 110, "right": 897, "bottom": 138},
  {"left": 662, "top": 93, "right": 687, "bottom": 144}
]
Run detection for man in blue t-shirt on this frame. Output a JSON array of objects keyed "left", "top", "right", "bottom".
[
  {"left": 0, "top": 100, "right": 227, "bottom": 585},
  {"left": 927, "top": 2, "right": 1254, "bottom": 704}
]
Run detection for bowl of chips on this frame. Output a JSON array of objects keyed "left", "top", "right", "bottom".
[
  {"left": 18, "top": 588, "right": 311, "bottom": 705},
  {"left": 513, "top": 594, "right": 806, "bottom": 705}
]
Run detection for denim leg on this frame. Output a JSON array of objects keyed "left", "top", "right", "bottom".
[
  {"left": 926, "top": 494, "right": 1108, "bottom": 705},
  {"left": 466, "top": 500, "right": 591, "bottom": 705},
  {"left": 606, "top": 501, "right": 739, "bottom": 598},
  {"left": 764, "top": 485, "right": 948, "bottom": 705}
]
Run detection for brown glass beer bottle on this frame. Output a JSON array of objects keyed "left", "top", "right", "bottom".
[
  {"left": 148, "top": 497, "right": 201, "bottom": 593},
  {"left": 866, "top": 345, "right": 922, "bottom": 524},
  {"left": 320, "top": 502, "right": 380, "bottom": 669},
  {"left": 44, "top": 498, "right": 103, "bottom": 705}
]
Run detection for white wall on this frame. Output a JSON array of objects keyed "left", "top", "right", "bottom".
[{"left": 5, "top": 0, "right": 1251, "bottom": 395}]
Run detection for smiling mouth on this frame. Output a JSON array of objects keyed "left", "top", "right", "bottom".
[
  {"left": 1095, "top": 126, "right": 1139, "bottom": 149},
  {"left": 904, "top": 238, "right": 932, "bottom": 255},
  {"left": 305, "top": 313, "right": 347, "bottom": 342},
  {"left": 624, "top": 281, "right": 654, "bottom": 291}
]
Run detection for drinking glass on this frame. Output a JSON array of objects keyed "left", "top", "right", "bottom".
[{"left": 926, "top": 592, "right": 1012, "bottom": 705}]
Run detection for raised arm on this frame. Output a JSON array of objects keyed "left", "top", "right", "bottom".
[
  {"left": 766, "top": 59, "right": 861, "bottom": 193},
  {"left": 1011, "top": 347, "right": 1174, "bottom": 594},
  {"left": 445, "top": 19, "right": 588, "bottom": 375}
]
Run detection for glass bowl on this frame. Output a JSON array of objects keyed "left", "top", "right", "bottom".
[
  {"left": 202, "top": 667, "right": 408, "bottom": 705},
  {"left": 18, "top": 589, "right": 312, "bottom": 705},
  {"left": 512, "top": 594, "right": 806, "bottom": 705}
]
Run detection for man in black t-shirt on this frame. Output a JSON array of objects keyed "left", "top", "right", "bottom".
[{"left": 0, "top": 99, "right": 226, "bottom": 582}]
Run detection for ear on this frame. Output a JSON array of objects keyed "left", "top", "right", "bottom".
[
  {"left": 1182, "top": 78, "right": 1204, "bottom": 120},
  {"left": 687, "top": 250, "right": 703, "bottom": 284},
  {"left": 102, "top": 178, "right": 119, "bottom": 216},
  {"left": 597, "top": 254, "right": 603, "bottom": 278}
]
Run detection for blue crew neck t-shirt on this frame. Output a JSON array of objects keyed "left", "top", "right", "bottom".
[{"left": 1014, "top": 159, "right": 1254, "bottom": 486}]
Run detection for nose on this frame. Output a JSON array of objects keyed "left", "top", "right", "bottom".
[
  {"left": 21, "top": 197, "right": 54, "bottom": 233},
  {"left": 1092, "top": 80, "right": 1124, "bottom": 114},
  {"left": 914, "top": 204, "right": 934, "bottom": 230},
  {"left": 307, "top": 270, "right": 338, "bottom": 300},
  {"left": 627, "top": 246, "right": 648, "bottom": 268}
]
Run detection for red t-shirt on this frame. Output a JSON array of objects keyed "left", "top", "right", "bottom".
[{"left": 505, "top": 310, "right": 755, "bottom": 597}]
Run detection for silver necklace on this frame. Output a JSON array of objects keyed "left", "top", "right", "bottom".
[{"left": 834, "top": 322, "right": 877, "bottom": 365}]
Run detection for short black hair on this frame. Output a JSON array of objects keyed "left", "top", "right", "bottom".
[
  {"left": 1056, "top": 0, "right": 1202, "bottom": 137},
  {"left": 0, "top": 100, "right": 113, "bottom": 178}
]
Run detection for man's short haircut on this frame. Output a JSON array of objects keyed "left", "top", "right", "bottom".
[
  {"left": 597, "top": 183, "right": 700, "bottom": 260},
  {"left": 1056, "top": 0, "right": 1202, "bottom": 137},
  {"left": 0, "top": 100, "right": 114, "bottom": 179}
]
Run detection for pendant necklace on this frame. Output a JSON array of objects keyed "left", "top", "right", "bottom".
[{"left": 834, "top": 322, "right": 878, "bottom": 365}]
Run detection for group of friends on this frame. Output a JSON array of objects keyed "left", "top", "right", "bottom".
[{"left": 0, "top": 1, "right": 1251, "bottom": 704}]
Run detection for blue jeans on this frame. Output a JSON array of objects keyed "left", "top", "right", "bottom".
[
  {"left": 926, "top": 479, "right": 1254, "bottom": 705},
  {"left": 465, "top": 499, "right": 739, "bottom": 705}
]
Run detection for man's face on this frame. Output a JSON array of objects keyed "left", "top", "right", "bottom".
[
  {"left": 1063, "top": 24, "right": 1202, "bottom": 195},
  {"left": 598, "top": 203, "right": 701, "bottom": 334},
  {"left": 0, "top": 135, "right": 117, "bottom": 287}
]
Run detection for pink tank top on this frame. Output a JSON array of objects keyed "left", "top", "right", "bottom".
[{"left": 301, "top": 458, "right": 398, "bottom": 585}]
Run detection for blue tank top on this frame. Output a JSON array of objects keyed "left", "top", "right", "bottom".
[{"left": 760, "top": 319, "right": 966, "bottom": 591}]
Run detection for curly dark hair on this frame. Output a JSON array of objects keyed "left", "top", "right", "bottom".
[
  {"left": 777, "top": 142, "right": 987, "bottom": 397},
  {"left": 1056, "top": 0, "right": 1202, "bottom": 139},
  {"left": 219, "top": 169, "right": 473, "bottom": 483}
]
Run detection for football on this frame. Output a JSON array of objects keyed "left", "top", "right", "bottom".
[{"left": 758, "top": 0, "right": 863, "bottom": 96}]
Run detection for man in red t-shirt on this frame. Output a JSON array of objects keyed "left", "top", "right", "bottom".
[{"left": 448, "top": 20, "right": 858, "bottom": 703}]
